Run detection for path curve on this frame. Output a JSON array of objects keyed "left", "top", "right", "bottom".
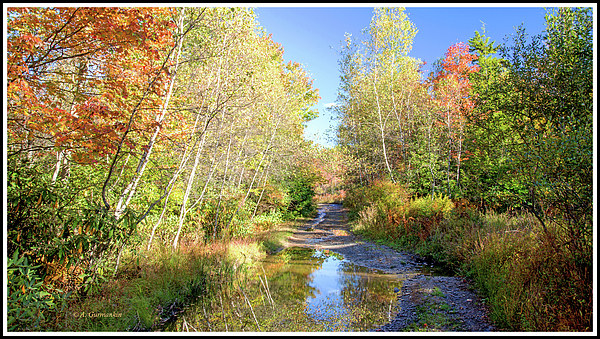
[{"left": 279, "top": 203, "right": 496, "bottom": 332}]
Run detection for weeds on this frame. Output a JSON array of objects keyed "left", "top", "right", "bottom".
[
  {"left": 36, "top": 209, "right": 312, "bottom": 332},
  {"left": 345, "top": 180, "right": 592, "bottom": 332},
  {"left": 403, "top": 296, "right": 460, "bottom": 332}
]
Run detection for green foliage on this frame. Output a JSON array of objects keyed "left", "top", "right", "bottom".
[
  {"left": 252, "top": 210, "right": 285, "bottom": 232},
  {"left": 7, "top": 251, "right": 72, "bottom": 331},
  {"left": 7, "top": 157, "right": 141, "bottom": 296},
  {"left": 7, "top": 158, "right": 59, "bottom": 260},
  {"left": 349, "top": 179, "right": 592, "bottom": 330},
  {"left": 280, "top": 166, "right": 319, "bottom": 219},
  {"left": 344, "top": 179, "right": 410, "bottom": 218},
  {"left": 140, "top": 213, "right": 182, "bottom": 248},
  {"left": 493, "top": 9, "right": 593, "bottom": 292},
  {"left": 346, "top": 180, "right": 456, "bottom": 248},
  {"left": 452, "top": 11, "right": 593, "bottom": 330},
  {"left": 407, "top": 194, "right": 455, "bottom": 219}
]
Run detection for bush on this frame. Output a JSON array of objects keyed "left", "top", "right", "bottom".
[
  {"left": 399, "top": 194, "right": 455, "bottom": 242},
  {"left": 7, "top": 251, "right": 72, "bottom": 331},
  {"left": 281, "top": 168, "right": 319, "bottom": 219},
  {"left": 347, "top": 180, "right": 456, "bottom": 250},
  {"left": 344, "top": 179, "right": 411, "bottom": 221},
  {"left": 251, "top": 210, "right": 284, "bottom": 232}
]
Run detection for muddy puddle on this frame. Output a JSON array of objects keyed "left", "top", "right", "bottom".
[
  {"left": 167, "top": 246, "right": 407, "bottom": 332},
  {"left": 166, "top": 204, "right": 456, "bottom": 332}
]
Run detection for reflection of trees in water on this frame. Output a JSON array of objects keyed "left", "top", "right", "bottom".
[
  {"left": 264, "top": 247, "right": 326, "bottom": 302},
  {"left": 338, "top": 261, "right": 398, "bottom": 302},
  {"left": 170, "top": 247, "right": 400, "bottom": 331},
  {"left": 336, "top": 261, "right": 401, "bottom": 329}
]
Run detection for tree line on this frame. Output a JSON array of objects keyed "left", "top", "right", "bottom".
[
  {"left": 333, "top": 6, "right": 592, "bottom": 250},
  {"left": 7, "top": 7, "right": 321, "bottom": 297},
  {"left": 331, "top": 7, "right": 592, "bottom": 331}
]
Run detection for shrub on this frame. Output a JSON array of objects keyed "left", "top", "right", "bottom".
[
  {"left": 435, "top": 209, "right": 591, "bottom": 331},
  {"left": 7, "top": 251, "right": 72, "bottom": 331},
  {"left": 251, "top": 210, "right": 284, "bottom": 232},
  {"left": 345, "top": 180, "right": 411, "bottom": 240},
  {"left": 400, "top": 194, "right": 455, "bottom": 241},
  {"left": 281, "top": 168, "right": 319, "bottom": 219}
]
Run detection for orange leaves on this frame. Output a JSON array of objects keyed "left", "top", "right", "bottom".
[
  {"left": 441, "top": 42, "right": 480, "bottom": 77},
  {"left": 432, "top": 42, "right": 480, "bottom": 123},
  {"left": 7, "top": 6, "right": 179, "bottom": 163},
  {"left": 434, "top": 42, "right": 479, "bottom": 95}
]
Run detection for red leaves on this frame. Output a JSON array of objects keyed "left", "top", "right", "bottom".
[
  {"left": 429, "top": 42, "right": 480, "bottom": 163},
  {"left": 441, "top": 42, "right": 480, "bottom": 77},
  {"left": 7, "top": 7, "right": 178, "bottom": 163},
  {"left": 433, "top": 43, "right": 478, "bottom": 97},
  {"left": 432, "top": 42, "right": 479, "bottom": 120}
]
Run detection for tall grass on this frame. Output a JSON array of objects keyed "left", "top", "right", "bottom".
[
  {"left": 46, "top": 211, "right": 282, "bottom": 332},
  {"left": 344, "top": 180, "right": 592, "bottom": 331}
]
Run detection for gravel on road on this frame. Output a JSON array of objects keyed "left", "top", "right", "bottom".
[{"left": 278, "top": 203, "right": 497, "bottom": 332}]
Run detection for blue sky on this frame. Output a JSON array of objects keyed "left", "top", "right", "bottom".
[{"left": 252, "top": 5, "right": 555, "bottom": 148}]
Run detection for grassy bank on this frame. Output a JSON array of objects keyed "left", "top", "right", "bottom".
[
  {"left": 344, "top": 180, "right": 592, "bottom": 332},
  {"left": 36, "top": 216, "right": 310, "bottom": 332}
]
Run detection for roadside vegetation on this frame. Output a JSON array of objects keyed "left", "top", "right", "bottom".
[
  {"left": 8, "top": 194, "right": 314, "bottom": 332},
  {"left": 344, "top": 180, "right": 592, "bottom": 331},
  {"left": 6, "top": 5, "right": 592, "bottom": 333},
  {"left": 333, "top": 7, "right": 592, "bottom": 332},
  {"left": 6, "top": 6, "right": 324, "bottom": 332}
]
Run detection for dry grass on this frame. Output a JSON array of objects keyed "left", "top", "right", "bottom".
[{"left": 345, "top": 181, "right": 592, "bottom": 332}]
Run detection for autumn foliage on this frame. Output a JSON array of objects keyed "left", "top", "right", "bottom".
[
  {"left": 337, "top": 7, "right": 592, "bottom": 332},
  {"left": 6, "top": 6, "right": 323, "bottom": 331},
  {"left": 432, "top": 42, "right": 480, "bottom": 120},
  {"left": 7, "top": 7, "right": 177, "bottom": 163}
]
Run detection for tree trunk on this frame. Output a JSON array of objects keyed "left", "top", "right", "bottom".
[
  {"left": 147, "top": 65, "right": 216, "bottom": 250},
  {"left": 225, "top": 106, "right": 283, "bottom": 231},
  {"left": 213, "top": 125, "right": 234, "bottom": 240},
  {"left": 172, "top": 29, "right": 232, "bottom": 248},
  {"left": 172, "top": 118, "right": 212, "bottom": 249},
  {"left": 250, "top": 156, "right": 273, "bottom": 220},
  {"left": 373, "top": 72, "right": 395, "bottom": 183},
  {"left": 113, "top": 8, "right": 187, "bottom": 219},
  {"left": 147, "top": 111, "right": 211, "bottom": 250}
]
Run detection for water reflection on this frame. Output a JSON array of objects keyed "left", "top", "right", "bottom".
[
  {"left": 169, "top": 247, "right": 403, "bottom": 332},
  {"left": 297, "top": 248, "right": 402, "bottom": 331}
]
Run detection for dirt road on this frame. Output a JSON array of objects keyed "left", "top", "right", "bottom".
[{"left": 279, "top": 203, "right": 497, "bottom": 332}]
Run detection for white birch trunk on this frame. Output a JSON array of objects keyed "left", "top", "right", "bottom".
[
  {"left": 147, "top": 69, "right": 215, "bottom": 250},
  {"left": 171, "top": 29, "right": 231, "bottom": 248},
  {"left": 172, "top": 121, "right": 210, "bottom": 249},
  {"left": 250, "top": 156, "right": 273, "bottom": 220},
  {"left": 114, "top": 9, "right": 187, "bottom": 219},
  {"left": 213, "top": 133, "right": 234, "bottom": 239},
  {"left": 225, "top": 107, "right": 283, "bottom": 231},
  {"left": 373, "top": 71, "right": 395, "bottom": 183}
]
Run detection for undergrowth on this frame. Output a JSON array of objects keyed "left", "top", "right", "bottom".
[
  {"left": 39, "top": 212, "right": 309, "bottom": 332},
  {"left": 344, "top": 180, "right": 592, "bottom": 332}
]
